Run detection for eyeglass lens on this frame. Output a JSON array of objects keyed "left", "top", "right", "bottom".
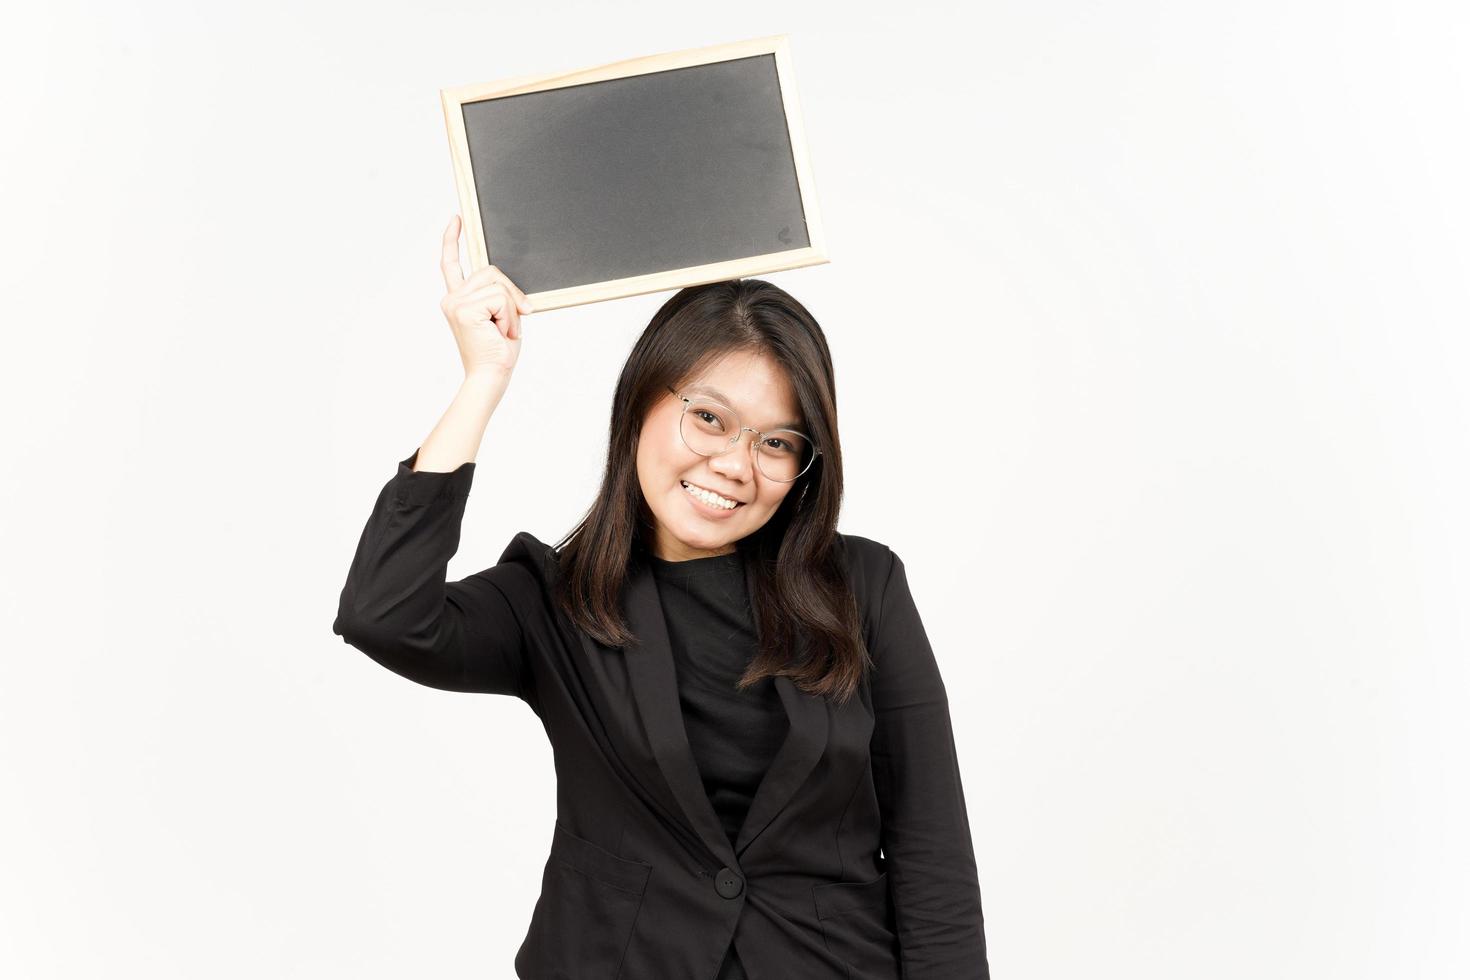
[{"left": 680, "top": 398, "right": 815, "bottom": 482}]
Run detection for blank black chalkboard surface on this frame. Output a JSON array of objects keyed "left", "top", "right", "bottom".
[{"left": 440, "top": 34, "right": 827, "bottom": 312}]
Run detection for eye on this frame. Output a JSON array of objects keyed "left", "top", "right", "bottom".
[{"left": 764, "top": 437, "right": 795, "bottom": 453}]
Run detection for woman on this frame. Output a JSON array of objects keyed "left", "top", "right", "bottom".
[{"left": 333, "top": 215, "right": 991, "bottom": 979}]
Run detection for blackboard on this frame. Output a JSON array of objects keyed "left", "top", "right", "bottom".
[{"left": 440, "top": 35, "right": 827, "bottom": 311}]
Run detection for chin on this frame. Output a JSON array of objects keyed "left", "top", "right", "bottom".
[
  {"left": 668, "top": 499, "right": 742, "bottom": 537},
  {"left": 677, "top": 514, "right": 739, "bottom": 542}
]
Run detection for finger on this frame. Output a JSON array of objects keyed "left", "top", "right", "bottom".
[
  {"left": 487, "top": 288, "right": 521, "bottom": 341},
  {"left": 468, "top": 264, "right": 534, "bottom": 315},
  {"left": 457, "top": 282, "right": 517, "bottom": 311},
  {"left": 458, "top": 284, "right": 519, "bottom": 336},
  {"left": 440, "top": 215, "right": 465, "bottom": 292}
]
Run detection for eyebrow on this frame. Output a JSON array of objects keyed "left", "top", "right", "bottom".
[{"left": 686, "top": 384, "right": 804, "bottom": 431}]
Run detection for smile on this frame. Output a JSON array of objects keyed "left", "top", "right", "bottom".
[{"left": 681, "top": 480, "right": 744, "bottom": 510}]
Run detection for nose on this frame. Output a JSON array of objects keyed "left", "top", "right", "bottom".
[{"left": 708, "top": 429, "right": 758, "bottom": 482}]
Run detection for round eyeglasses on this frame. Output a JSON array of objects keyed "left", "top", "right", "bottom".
[{"left": 667, "top": 384, "right": 821, "bottom": 483}]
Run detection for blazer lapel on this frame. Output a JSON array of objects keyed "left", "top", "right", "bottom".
[
  {"left": 733, "top": 668, "right": 828, "bottom": 857},
  {"left": 731, "top": 547, "right": 829, "bottom": 857},
  {"left": 616, "top": 548, "right": 830, "bottom": 868}
]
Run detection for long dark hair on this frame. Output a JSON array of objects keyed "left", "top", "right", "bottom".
[{"left": 550, "top": 278, "right": 867, "bottom": 703}]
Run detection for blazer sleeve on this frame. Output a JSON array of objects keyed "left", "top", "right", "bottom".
[
  {"left": 331, "top": 448, "right": 534, "bottom": 703},
  {"left": 869, "top": 547, "right": 990, "bottom": 979}
]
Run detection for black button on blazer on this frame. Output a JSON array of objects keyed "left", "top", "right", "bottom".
[{"left": 333, "top": 452, "right": 991, "bottom": 979}]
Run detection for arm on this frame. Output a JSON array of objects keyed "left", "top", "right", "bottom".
[
  {"left": 332, "top": 220, "right": 538, "bottom": 698},
  {"left": 869, "top": 548, "right": 990, "bottom": 978},
  {"left": 331, "top": 445, "right": 534, "bottom": 703}
]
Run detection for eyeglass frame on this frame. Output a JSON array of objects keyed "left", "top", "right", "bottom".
[{"left": 665, "top": 384, "right": 822, "bottom": 483}]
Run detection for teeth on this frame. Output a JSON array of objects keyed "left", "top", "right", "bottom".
[{"left": 682, "top": 481, "right": 738, "bottom": 509}]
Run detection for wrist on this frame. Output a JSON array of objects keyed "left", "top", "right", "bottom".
[{"left": 461, "top": 369, "right": 511, "bottom": 392}]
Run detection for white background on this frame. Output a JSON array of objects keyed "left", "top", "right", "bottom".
[{"left": 2, "top": 1, "right": 1467, "bottom": 977}]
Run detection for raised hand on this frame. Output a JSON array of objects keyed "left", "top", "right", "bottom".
[{"left": 439, "top": 214, "right": 534, "bottom": 379}]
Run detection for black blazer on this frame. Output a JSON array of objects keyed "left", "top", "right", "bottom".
[{"left": 332, "top": 451, "right": 990, "bottom": 979}]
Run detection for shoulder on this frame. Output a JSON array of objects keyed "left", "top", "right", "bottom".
[
  {"left": 835, "top": 530, "right": 896, "bottom": 577},
  {"left": 489, "top": 530, "right": 562, "bottom": 602},
  {"left": 834, "top": 531, "right": 900, "bottom": 623},
  {"left": 497, "top": 529, "right": 560, "bottom": 566}
]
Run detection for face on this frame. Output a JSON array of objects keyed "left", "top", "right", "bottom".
[{"left": 637, "top": 351, "right": 806, "bottom": 561}]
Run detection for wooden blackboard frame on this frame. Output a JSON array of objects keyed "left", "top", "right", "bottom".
[{"left": 439, "top": 34, "right": 828, "bottom": 312}]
